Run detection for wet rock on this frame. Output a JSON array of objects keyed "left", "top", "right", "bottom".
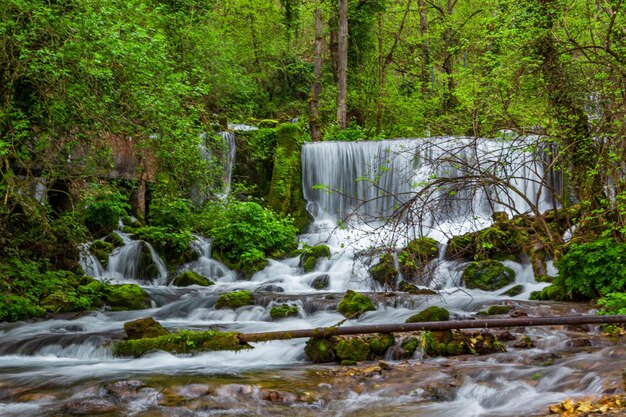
[
  {"left": 61, "top": 396, "right": 117, "bottom": 415},
  {"left": 406, "top": 306, "right": 450, "bottom": 323},
  {"left": 263, "top": 390, "right": 285, "bottom": 402},
  {"left": 462, "top": 260, "right": 515, "bottom": 291},
  {"left": 566, "top": 338, "right": 592, "bottom": 348},
  {"left": 90, "top": 240, "right": 114, "bottom": 268},
  {"left": 171, "top": 271, "right": 214, "bottom": 287},
  {"left": 103, "top": 284, "right": 151, "bottom": 311},
  {"left": 398, "top": 281, "right": 437, "bottom": 295},
  {"left": 215, "top": 290, "right": 255, "bottom": 309},
  {"left": 311, "top": 274, "right": 330, "bottom": 290},
  {"left": 299, "top": 244, "right": 331, "bottom": 272},
  {"left": 369, "top": 252, "right": 398, "bottom": 289},
  {"left": 529, "top": 284, "right": 569, "bottom": 301},
  {"left": 398, "top": 237, "right": 439, "bottom": 285},
  {"left": 501, "top": 284, "right": 524, "bottom": 297},
  {"left": 367, "top": 333, "right": 395, "bottom": 356},
  {"left": 178, "top": 384, "right": 210, "bottom": 399},
  {"left": 269, "top": 303, "right": 298, "bottom": 319},
  {"left": 528, "top": 352, "right": 560, "bottom": 366},
  {"left": 335, "top": 337, "right": 371, "bottom": 364},
  {"left": 513, "top": 335, "right": 535, "bottom": 348},
  {"left": 484, "top": 305, "right": 512, "bottom": 315},
  {"left": 421, "top": 384, "right": 457, "bottom": 402},
  {"left": 493, "top": 330, "right": 516, "bottom": 342},
  {"left": 102, "top": 380, "right": 146, "bottom": 400},
  {"left": 337, "top": 290, "right": 376, "bottom": 319},
  {"left": 123, "top": 317, "right": 170, "bottom": 340},
  {"left": 256, "top": 284, "right": 284, "bottom": 293},
  {"left": 305, "top": 337, "right": 338, "bottom": 363},
  {"left": 510, "top": 310, "right": 528, "bottom": 317}
]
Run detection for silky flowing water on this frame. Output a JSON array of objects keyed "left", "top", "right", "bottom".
[{"left": 1, "top": 137, "right": 624, "bottom": 417}]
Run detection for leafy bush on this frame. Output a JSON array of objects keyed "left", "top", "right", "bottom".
[
  {"left": 131, "top": 226, "right": 194, "bottom": 264},
  {"left": 202, "top": 201, "right": 298, "bottom": 275},
  {"left": 597, "top": 293, "right": 626, "bottom": 315},
  {"left": 555, "top": 238, "right": 626, "bottom": 299},
  {"left": 83, "top": 185, "right": 130, "bottom": 236},
  {"left": 149, "top": 196, "right": 193, "bottom": 230}
]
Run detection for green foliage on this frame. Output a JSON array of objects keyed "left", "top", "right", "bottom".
[
  {"left": 215, "top": 290, "right": 255, "bottom": 310},
  {"left": 597, "top": 293, "right": 626, "bottom": 315},
  {"left": 149, "top": 196, "right": 193, "bottom": 230},
  {"left": 83, "top": 185, "right": 130, "bottom": 236},
  {"left": 337, "top": 290, "right": 376, "bottom": 319},
  {"left": 323, "top": 123, "right": 367, "bottom": 142},
  {"left": 555, "top": 238, "right": 626, "bottom": 299},
  {"left": 131, "top": 226, "right": 194, "bottom": 265},
  {"left": 202, "top": 201, "right": 297, "bottom": 275}
]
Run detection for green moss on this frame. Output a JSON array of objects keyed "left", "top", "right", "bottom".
[
  {"left": 445, "top": 223, "right": 529, "bottom": 261},
  {"left": 398, "top": 237, "right": 439, "bottom": 282},
  {"left": 104, "top": 284, "right": 151, "bottom": 311},
  {"left": 462, "top": 260, "right": 515, "bottom": 291},
  {"left": 103, "top": 232, "right": 124, "bottom": 248},
  {"left": 368, "top": 253, "right": 398, "bottom": 288},
  {"left": 335, "top": 337, "right": 371, "bottom": 363},
  {"left": 113, "top": 330, "right": 249, "bottom": 357},
  {"left": 485, "top": 305, "right": 512, "bottom": 315},
  {"left": 401, "top": 336, "right": 419, "bottom": 356},
  {"left": 529, "top": 284, "right": 568, "bottom": 301},
  {"left": 132, "top": 226, "right": 195, "bottom": 266},
  {"left": 311, "top": 274, "right": 330, "bottom": 290},
  {"left": 405, "top": 306, "right": 450, "bottom": 323},
  {"left": 215, "top": 290, "right": 255, "bottom": 309},
  {"left": 171, "top": 271, "right": 214, "bottom": 287},
  {"left": 299, "top": 244, "right": 331, "bottom": 272},
  {"left": 337, "top": 290, "right": 376, "bottom": 318},
  {"left": 535, "top": 275, "right": 554, "bottom": 283},
  {"left": 304, "top": 337, "right": 337, "bottom": 363},
  {"left": 367, "top": 333, "right": 395, "bottom": 356},
  {"left": 124, "top": 317, "right": 170, "bottom": 340},
  {"left": 90, "top": 240, "right": 114, "bottom": 267},
  {"left": 502, "top": 284, "right": 524, "bottom": 297},
  {"left": 269, "top": 303, "right": 298, "bottom": 319}
]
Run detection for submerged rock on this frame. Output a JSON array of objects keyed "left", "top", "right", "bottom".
[
  {"left": 501, "top": 284, "right": 524, "bottom": 297},
  {"left": 462, "top": 260, "right": 515, "bottom": 291},
  {"left": 337, "top": 290, "right": 376, "bottom": 318},
  {"left": 123, "top": 317, "right": 170, "bottom": 340},
  {"left": 399, "top": 281, "right": 437, "bottom": 295},
  {"left": 310, "top": 274, "right": 330, "bottom": 290},
  {"left": 171, "top": 271, "right": 214, "bottom": 287}
]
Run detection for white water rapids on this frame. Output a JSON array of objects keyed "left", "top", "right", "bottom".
[{"left": 0, "top": 137, "right": 623, "bottom": 417}]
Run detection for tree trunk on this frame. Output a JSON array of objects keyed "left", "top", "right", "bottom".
[
  {"left": 336, "top": 0, "right": 348, "bottom": 128},
  {"left": 329, "top": 16, "right": 339, "bottom": 83},
  {"left": 238, "top": 314, "right": 626, "bottom": 343},
  {"left": 418, "top": 0, "right": 429, "bottom": 94},
  {"left": 309, "top": 7, "right": 323, "bottom": 142}
]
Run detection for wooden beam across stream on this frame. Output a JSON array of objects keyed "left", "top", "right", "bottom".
[{"left": 237, "top": 314, "right": 626, "bottom": 343}]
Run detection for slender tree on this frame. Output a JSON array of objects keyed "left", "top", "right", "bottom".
[
  {"left": 309, "top": 5, "right": 323, "bottom": 141},
  {"left": 337, "top": 0, "right": 348, "bottom": 128}
]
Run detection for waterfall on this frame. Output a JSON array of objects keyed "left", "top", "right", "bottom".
[
  {"left": 302, "top": 137, "right": 558, "bottom": 237},
  {"left": 218, "top": 131, "right": 236, "bottom": 198},
  {"left": 197, "top": 131, "right": 237, "bottom": 200}
]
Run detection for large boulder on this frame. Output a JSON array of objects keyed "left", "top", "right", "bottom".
[
  {"left": 405, "top": 306, "right": 450, "bottom": 323},
  {"left": 171, "top": 271, "right": 214, "bottom": 287},
  {"left": 462, "top": 260, "right": 515, "bottom": 291},
  {"left": 215, "top": 290, "right": 255, "bottom": 309},
  {"left": 368, "top": 253, "right": 398, "bottom": 289},
  {"left": 104, "top": 284, "right": 151, "bottom": 311},
  {"left": 299, "top": 245, "right": 331, "bottom": 272}
]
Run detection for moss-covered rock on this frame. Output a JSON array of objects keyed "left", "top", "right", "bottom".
[
  {"left": 90, "top": 240, "right": 114, "bottom": 268},
  {"left": 310, "top": 274, "right": 330, "bottom": 290},
  {"left": 335, "top": 337, "right": 371, "bottom": 364},
  {"left": 445, "top": 223, "right": 529, "bottom": 261},
  {"left": 462, "top": 260, "right": 515, "bottom": 291},
  {"left": 171, "top": 271, "right": 214, "bottom": 287},
  {"left": 131, "top": 226, "right": 195, "bottom": 266},
  {"left": 368, "top": 253, "right": 398, "bottom": 289},
  {"left": 267, "top": 124, "right": 312, "bottom": 232},
  {"left": 501, "top": 284, "right": 524, "bottom": 297},
  {"left": 104, "top": 284, "right": 151, "bottom": 311},
  {"left": 367, "top": 333, "right": 395, "bottom": 356},
  {"left": 421, "top": 330, "right": 505, "bottom": 357},
  {"left": 215, "top": 290, "right": 255, "bottom": 309},
  {"left": 401, "top": 336, "right": 419, "bottom": 356},
  {"left": 299, "top": 245, "right": 331, "bottom": 272},
  {"left": 304, "top": 337, "right": 337, "bottom": 363},
  {"left": 485, "top": 305, "right": 512, "bottom": 315},
  {"left": 113, "top": 330, "right": 250, "bottom": 357},
  {"left": 337, "top": 290, "right": 376, "bottom": 318},
  {"left": 123, "top": 317, "right": 170, "bottom": 340},
  {"left": 269, "top": 303, "right": 298, "bottom": 319},
  {"left": 405, "top": 306, "right": 450, "bottom": 323},
  {"left": 398, "top": 237, "right": 439, "bottom": 284},
  {"left": 398, "top": 281, "right": 437, "bottom": 295},
  {"left": 103, "top": 232, "right": 124, "bottom": 248},
  {"left": 529, "top": 284, "right": 569, "bottom": 301}
]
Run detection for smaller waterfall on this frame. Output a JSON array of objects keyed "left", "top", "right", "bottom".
[
  {"left": 198, "top": 131, "right": 237, "bottom": 199},
  {"left": 106, "top": 239, "right": 168, "bottom": 285}
]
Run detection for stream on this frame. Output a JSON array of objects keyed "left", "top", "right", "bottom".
[{"left": 1, "top": 137, "right": 623, "bottom": 417}]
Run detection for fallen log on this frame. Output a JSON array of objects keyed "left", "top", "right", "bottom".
[{"left": 238, "top": 314, "right": 626, "bottom": 343}]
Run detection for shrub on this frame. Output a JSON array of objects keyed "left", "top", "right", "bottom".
[
  {"left": 555, "top": 238, "right": 626, "bottom": 299},
  {"left": 149, "top": 196, "right": 193, "bottom": 230},
  {"left": 83, "top": 185, "right": 130, "bottom": 236}
]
